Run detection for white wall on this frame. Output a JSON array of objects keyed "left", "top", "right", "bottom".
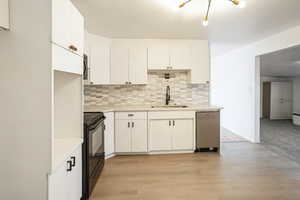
[
  {"left": 211, "top": 25, "right": 300, "bottom": 143},
  {"left": 0, "top": 1, "right": 52, "bottom": 199},
  {"left": 293, "top": 77, "right": 300, "bottom": 113}
]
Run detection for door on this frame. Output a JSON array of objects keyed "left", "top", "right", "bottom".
[
  {"left": 270, "top": 82, "right": 293, "bottom": 119},
  {"left": 149, "top": 120, "right": 172, "bottom": 151},
  {"left": 90, "top": 45, "right": 110, "bottom": 84},
  {"left": 262, "top": 82, "right": 271, "bottom": 119},
  {"left": 148, "top": 46, "right": 170, "bottom": 69},
  {"left": 131, "top": 120, "right": 148, "bottom": 152},
  {"left": 104, "top": 112, "right": 115, "bottom": 156},
  {"left": 110, "top": 47, "right": 129, "bottom": 84},
  {"left": 52, "top": 0, "right": 71, "bottom": 49},
  {"left": 49, "top": 162, "right": 68, "bottom": 200},
  {"left": 129, "top": 47, "right": 148, "bottom": 84},
  {"left": 69, "top": 3, "right": 84, "bottom": 56},
  {"left": 190, "top": 41, "right": 210, "bottom": 84},
  {"left": 170, "top": 46, "right": 191, "bottom": 69},
  {"left": 172, "top": 119, "right": 194, "bottom": 150},
  {"left": 115, "top": 120, "right": 131, "bottom": 152},
  {"left": 67, "top": 147, "right": 82, "bottom": 200}
]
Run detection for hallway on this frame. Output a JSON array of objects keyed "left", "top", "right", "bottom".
[{"left": 261, "top": 119, "right": 300, "bottom": 163}]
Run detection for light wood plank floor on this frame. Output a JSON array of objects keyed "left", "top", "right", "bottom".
[{"left": 91, "top": 143, "right": 300, "bottom": 200}]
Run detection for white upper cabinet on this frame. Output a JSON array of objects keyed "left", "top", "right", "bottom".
[
  {"left": 90, "top": 44, "right": 110, "bottom": 85},
  {"left": 52, "top": 0, "right": 84, "bottom": 74},
  {"left": 85, "top": 33, "right": 111, "bottom": 85},
  {"left": 0, "top": 0, "right": 9, "bottom": 30},
  {"left": 190, "top": 41, "right": 210, "bottom": 84},
  {"left": 148, "top": 46, "right": 170, "bottom": 70},
  {"left": 111, "top": 45, "right": 148, "bottom": 85},
  {"left": 110, "top": 47, "right": 129, "bottom": 84},
  {"left": 52, "top": 0, "right": 71, "bottom": 49},
  {"left": 69, "top": 4, "right": 84, "bottom": 56},
  {"left": 52, "top": 0, "right": 84, "bottom": 55},
  {"left": 129, "top": 47, "right": 148, "bottom": 84},
  {"left": 170, "top": 46, "right": 191, "bottom": 70}
]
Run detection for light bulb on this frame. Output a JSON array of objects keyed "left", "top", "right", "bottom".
[
  {"left": 203, "top": 19, "right": 209, "bottom": 26},
  {"left": 238, "top": 1, "right": 246, "bottom": 8}
]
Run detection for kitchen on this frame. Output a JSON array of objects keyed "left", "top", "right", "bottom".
[
  {"left": 3, "top": 0, "right": 300, "bottom": 200},
  {"left": 0, "top": 0, "right": 221, "bottom": 199},
  {"left": 83, "top": 26, "right": 222, "bottom": 200}
]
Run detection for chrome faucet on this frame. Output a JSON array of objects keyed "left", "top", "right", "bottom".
[{"left": 166, "top": 85, "right": 171, "bottom": 105}]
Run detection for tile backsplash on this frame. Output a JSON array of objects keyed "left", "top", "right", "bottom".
[{"left": 84, "top": 71, "right": 209, "bottom": 106}]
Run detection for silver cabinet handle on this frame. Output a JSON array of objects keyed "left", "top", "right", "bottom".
[{"left": 128, "top": 114, "right": 134, "bottom": 117}]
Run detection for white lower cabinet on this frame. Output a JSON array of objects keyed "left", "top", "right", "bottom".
[
  {"left": 115, "top": 112, "right": 148, "bottom": 153},
  {"left": 49, "top": 146, "right": 82, "bottom": 200},
  {"left": 115, "top": 120, "right": 132, "bottom": 152},
  {"left": 149, "top": 120, "right": 172, "bottom": 151},
  {"left": 172, "top": 119, "right": 194, "bottom": 150},
  {"left": 148, "top": 111, "right": 195, "bottom": 152},
  {"left": 104, "top": 112, "right": 115, "bottom": 157}
]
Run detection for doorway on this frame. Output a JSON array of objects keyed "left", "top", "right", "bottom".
[
  {"left": 262, "top": 82, "right": 271, "bottom": 119},
  {"left": 257, "top": 45, "right": 300, "bottom": 163}
]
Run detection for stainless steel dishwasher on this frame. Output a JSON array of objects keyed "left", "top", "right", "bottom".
[{"left": 196, "top": 111, "right": 220, "bottom": 152}]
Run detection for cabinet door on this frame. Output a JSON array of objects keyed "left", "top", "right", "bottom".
[
  {"left": 131, "top": 120, "right": 148, "bottom": 152},
  {"left": 110, "top": 47, "right": 129, "bottom": 84},
  {"left": 90, "top": 45, "right": 110, "bottom": 84},
  {"left": 149, "top": 120, "right": 172, "bottom": 151},
  {"left": 115, "top": 120, "right": 131, "bottom": 152},
  {"left": 129, "top": 47, "right": 148, "bottom": 84},
  {"left": 48, "top": 162, "right": 68, "bottom": 200},
  {"left": 67, "top": 147, "right": 82, "bottom": 200},
  {"left": 0, "top": 0, "right": 9, "bottom": 29},
  {"left": 52, "top": 0, "right": 71, "bottom": 49},
  {"left": 148, "top": 46, "right": 170, "bottom": 69},
  {"left": 170, "top": 46, "right": 191, "bottom": 69},
  {"left": 104, "top": 112, "right": 115, "bottom": 156},
  {"left": 190, "top": 41, "right": 210, "bottom": 84},
  {"left": 69, "top": 3, "right": 84, "bottom": 56},
  {"left": 172, "top": 119, "right": 194, "bottom": 150}
]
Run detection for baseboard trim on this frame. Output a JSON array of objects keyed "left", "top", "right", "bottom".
[{"left": 105, "top": 154, "right": 116, "bottom": 160}]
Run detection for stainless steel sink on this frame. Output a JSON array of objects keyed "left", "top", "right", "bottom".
[{"left": 151, "top": 105, "right": 188, "bottom": 108}]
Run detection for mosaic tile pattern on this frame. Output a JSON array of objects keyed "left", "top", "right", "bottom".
[{"left": 84, "top": 71, "right": 209, "bottom": 106}]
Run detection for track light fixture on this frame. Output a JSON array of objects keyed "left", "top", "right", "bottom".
[{"left": 178, "top": 0, "right": 247, "bottom": 26}]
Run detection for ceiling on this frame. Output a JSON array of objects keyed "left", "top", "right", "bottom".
[
  {"left": 261, "top": 45, "right": 300, "bottom": 77},
  {"left": 72, "top": 0, "right": 300, "bottom": 56}
]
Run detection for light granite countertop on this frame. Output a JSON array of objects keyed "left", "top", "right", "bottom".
[{"left": 84, "top": 104, "right": 223, "bottom": 113}]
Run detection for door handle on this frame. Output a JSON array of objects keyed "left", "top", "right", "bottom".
[
  {"left": 71, "top": 156, "right": 76, "bottom": 167},
  {"left": 169, "top": 120, "right": 171, "bottom": 126},
  {"left": 173, "top": 120, "right": 175, "bottom": 126},
  {"left": 132, "top": 122, "right": 134, "bottom": 128},
  {"left": 128, "top": 122, "right": 130, "bottom": 128}
]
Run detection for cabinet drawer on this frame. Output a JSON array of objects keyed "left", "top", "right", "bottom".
[
  {"left": 115, "top": 112, "right": 147, "bottom": 120},
  {"left": 148, "top": 111, "right": 195, "bottom": 120},
  {"left": 52, "top": 43, "right": 83, "bottom": 75}
]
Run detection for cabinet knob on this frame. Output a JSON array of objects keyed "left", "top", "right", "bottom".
[{"left": 68, "top": 45, "right": 78, "bottom": 52}]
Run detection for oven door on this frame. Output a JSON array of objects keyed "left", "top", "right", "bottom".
[{"left": 88, "top": 119, "right": 105, "bottom": 177}]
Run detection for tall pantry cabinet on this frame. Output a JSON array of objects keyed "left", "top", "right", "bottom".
[{"left": 50, "top": 0, "right": 84, "bottom": 199}]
